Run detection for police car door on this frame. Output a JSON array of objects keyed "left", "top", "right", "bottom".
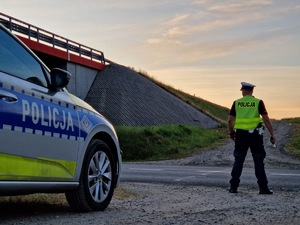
[{"left": 0, "top": 26, "right": 79, "bottom": 181}]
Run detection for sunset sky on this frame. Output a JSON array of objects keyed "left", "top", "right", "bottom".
[{"left": 2, "top": 0, "right": 300, "bottom": 119}]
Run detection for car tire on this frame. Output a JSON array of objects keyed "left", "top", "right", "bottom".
[{"left": 65, "top": 139, "right": 116, "bottom": 212}]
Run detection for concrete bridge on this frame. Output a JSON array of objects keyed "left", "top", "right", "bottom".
[
  {"left": 0, "top": 12, "right": 219, "bottom": 128},
  {"left": 0, "top": 12, "right": 104, "bottom": 100}
]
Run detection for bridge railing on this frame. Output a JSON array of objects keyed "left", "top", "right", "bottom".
[{"left": 0, "top": 12, "right": 105, "bottom": 64}]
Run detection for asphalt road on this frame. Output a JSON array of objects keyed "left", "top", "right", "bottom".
[{"left": 121, "top": 163, "right": 300, "bottom": 191}]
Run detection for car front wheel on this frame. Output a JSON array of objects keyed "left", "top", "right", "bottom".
[{"left": 66, "top": 139, "right": 116, "bottom": 212}]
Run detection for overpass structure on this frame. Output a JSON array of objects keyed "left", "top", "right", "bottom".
[
  {"left": 0, "top": 12, "right": 220, "bottom": 128},
  {"left": 0, "top": 12, "right": 105, "bottom": 99}
]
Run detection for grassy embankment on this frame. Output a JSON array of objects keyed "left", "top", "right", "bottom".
[
  {"left": 285, "top": 117, "right": 300, "bottom": 159},
  {"left": 117, "top": 68, "right": 300, "bottom": 161},
  {"left": 117, "top": 68, "right": 230, "bottom": 161}
]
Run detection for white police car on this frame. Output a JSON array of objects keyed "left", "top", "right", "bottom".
[{"left": 0, "top": 23, "right": 121, "bottom": 212}]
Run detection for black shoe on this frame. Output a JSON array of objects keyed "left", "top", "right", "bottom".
[
  {"left": 259, "top": 188, "right": 273, "bottom": 195},
  {"left": 229, "top": 188, "right": 238, "bottom": 193}
]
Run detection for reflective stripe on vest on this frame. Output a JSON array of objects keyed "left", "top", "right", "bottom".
[{"left": 234, "top": 96, "right": 262, "bottom": 130}]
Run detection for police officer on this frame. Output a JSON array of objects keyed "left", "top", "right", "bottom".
[{"left": 228, "top": 82, "right": 276, "bottom": 194}]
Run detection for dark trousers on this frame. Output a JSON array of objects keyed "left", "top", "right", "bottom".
[{"left": 230, "top": 129, "right": 269, "bottom": 189}]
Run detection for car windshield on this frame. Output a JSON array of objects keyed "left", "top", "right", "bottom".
[{"left": 0, "top": 27, "right": 48, "bottom": 87}]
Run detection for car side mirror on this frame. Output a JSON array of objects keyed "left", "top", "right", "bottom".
[{"left": 50, "top": 68, "right": 71, "bottom": 91}]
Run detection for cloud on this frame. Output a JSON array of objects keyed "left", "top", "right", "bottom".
[
  {"left": 87, "top": 0, "right": 185, "bottom": 11},
  {"left": 142, "top": 22, "right": 297, "bottom": 69},
  {"left": 207, "top": 0, "right": 273, "bottom": 13},
  {"left": 3, "top": 0, "right": 298, "bottom": 72},
  {"left": 140, "top": 0, "right": 300, "bottom": 69},
  {"left": 144, "top": 0, "right": 272, "bottom": 44},
  {"left": 143, "top": 38, "right": 253, "bottom": 67},
  {"left": 165, "top": 14, "right": 189, "bottom": 26}
]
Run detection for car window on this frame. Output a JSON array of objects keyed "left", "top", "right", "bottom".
[{"left": 0, "top": 28, "right": 48, "bottom": 87}]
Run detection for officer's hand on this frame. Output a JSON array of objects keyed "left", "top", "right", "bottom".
[
  {"left": 270, "top": 135, "right": 275, "bottom": 145},
  {"left": 229, "top": 131, "right": 235, "bottom": 141}
]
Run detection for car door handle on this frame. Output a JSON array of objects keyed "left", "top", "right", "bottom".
[{"left": 0, "top": 90, "right": 18, "bottom": 103}]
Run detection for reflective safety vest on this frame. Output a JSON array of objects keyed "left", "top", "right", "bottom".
[{"left": 234, "top": 95, "right": 262, "bottom": 130}]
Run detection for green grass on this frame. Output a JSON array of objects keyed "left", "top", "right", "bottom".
[
  {"left": 116, "top": 124, "right": 227, "bottom": 161},
  {"left": 285, "top": 117, "right": 300, "bottom": 159}
]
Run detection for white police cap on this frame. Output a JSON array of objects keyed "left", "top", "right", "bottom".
[{"left": 240, "top": 82, "right": 256, "bottom": 90}]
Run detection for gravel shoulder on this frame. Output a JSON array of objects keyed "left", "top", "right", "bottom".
[
  {"left": 162, "top": 119, "right": 300, "bottom": 170},
  {"left": 1, "top": 120, "right": 300, "bottom": 225}
]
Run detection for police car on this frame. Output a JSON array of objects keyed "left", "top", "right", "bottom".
[{"left": 0, "top": 23, "right": 122, "bottom": 212}]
